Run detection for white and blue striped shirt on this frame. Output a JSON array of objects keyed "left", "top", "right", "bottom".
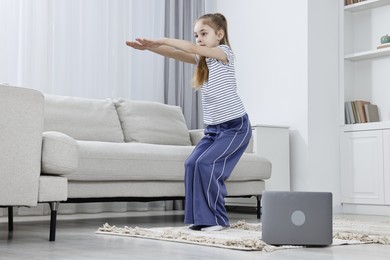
[{"left": 197, "top": 45, "right": 246, "bottom": 125}]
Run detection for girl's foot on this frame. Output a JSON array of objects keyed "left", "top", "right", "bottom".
[
  {"left": 188, "top": 225, "right": 207, "bottom": 231},
  {"left": 200, "top": 225, "right": 224, "bottom": 231}
]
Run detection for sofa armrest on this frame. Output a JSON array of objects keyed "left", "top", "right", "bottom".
[
  {"left": 0, "top": 85, "right": 43, "bottom": 206},
  {"left": 41, "top": 131, "right": 79, "bottom": 175},
  {"left": 246, "top": 134, "right": 254, "bottom": 153}
]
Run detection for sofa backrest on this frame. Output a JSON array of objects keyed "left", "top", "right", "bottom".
[{"left": 44, "top": 95, "right": 125, "bottom": 142}]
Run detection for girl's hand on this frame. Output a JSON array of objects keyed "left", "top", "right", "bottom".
[
  {"left": 135, "top": 38, "right": 165, "bottom": 48},
  {"left": 126, "top": 40, "right": 148, "bottom": 50}
]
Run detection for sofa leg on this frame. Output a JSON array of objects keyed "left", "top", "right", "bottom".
[
  {"left": 8, "top": 206, "right": 14, "bottom": 232},
  {"left": 49, "top": 202, "right": 60, "bottom": 242},
  {"left": 256, "top": 195, "right": 262, "bottom": 219}
]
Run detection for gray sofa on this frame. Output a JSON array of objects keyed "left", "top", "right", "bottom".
[
  {"left": 43, "top": 94, "right": 271, "bottom": 207},
  {"left": 1, "top": 85, "right": 272, "bottom": 241}
]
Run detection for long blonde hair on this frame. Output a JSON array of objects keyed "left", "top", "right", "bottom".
[{"left": 192, "top": 13, "right": 231, "bottom": 90}]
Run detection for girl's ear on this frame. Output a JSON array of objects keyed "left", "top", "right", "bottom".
[{"left": 217, "top": 29, "right": 225, "bottom": 41}]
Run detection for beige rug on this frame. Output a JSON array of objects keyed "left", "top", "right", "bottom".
[{"left": 96, "top": 215, "right": 390, "bottom": 251}]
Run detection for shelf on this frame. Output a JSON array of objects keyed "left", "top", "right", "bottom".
[
  {"left": 344, "top": 47, "right": 390, "bottom": 61},
  {"left": 342, "top": 121, "right": 390, "bottom": 132},
  {"left": 345, "top": 0, "right": 390, "bottom": 13}
]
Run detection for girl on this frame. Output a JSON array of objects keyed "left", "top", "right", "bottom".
[{"left": 126, "top": 13, "right": 252, "bottom": 231}]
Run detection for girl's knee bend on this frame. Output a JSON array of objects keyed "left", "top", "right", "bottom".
[
  {"left": 195, "top": 157, "right": 213, "bottom": 170},
  {"left": 185, "top": 158, "right": 196, "bottom": 169}
]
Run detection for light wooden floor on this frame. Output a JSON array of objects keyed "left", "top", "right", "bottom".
[{"left": 1, "top": 209, "right": 390, "bottom": 260}]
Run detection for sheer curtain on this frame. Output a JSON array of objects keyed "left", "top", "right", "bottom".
[
  {"left": 164, "top": 0, "right": 204, "bottom": 129},
  {"left": 0, "top": 0, "right": 204, "bottom": 217},
  {"left": 0, "top": 0, "right": 167, "bottom": 100}
]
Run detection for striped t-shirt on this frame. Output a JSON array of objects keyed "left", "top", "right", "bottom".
[{"left": 197, "top": 45, "right": 246, "bottom": 125}]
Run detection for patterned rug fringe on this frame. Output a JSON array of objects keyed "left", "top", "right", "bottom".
[
  {"left": 97, "top": 218, "right": 390, "bottom": 251},
  {"left": 98, "top": 221, "right": 272, "bottom": 251}
]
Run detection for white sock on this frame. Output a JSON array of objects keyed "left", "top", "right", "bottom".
[{"left": 200, "top": 225, "right": 224, "bottom": 231}]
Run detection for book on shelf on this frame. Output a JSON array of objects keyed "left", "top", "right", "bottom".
[
  {"left": 345, "top": 100, "right": 377, "bottom": 124},
  {"left": 355, "top": 100, "right": 370, "bottom": 123},
  {"left": 352, "top": 101, "right": 360, "bottom": 123},
  {"left": 345, "top": 0, "right": 366, "bottom": 6},
  {"left": 345, "top": 102, "right": 351, "bottom": 124},
  {"left": 364, "top": 104, "right": 380, "bottom": 123},
  {"left": 345, "top": 101, "right": 355, "bottom": 124}
]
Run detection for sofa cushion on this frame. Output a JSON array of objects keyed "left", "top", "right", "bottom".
[
  {"left": 41, "top": 131, "right": 79, "bottom": 175},
  {"left": 67, "top": 141, "right": 271, "bottom": 182},
  {"left": 114, "top": 99, "right": 192, "bottom": 146},
  {"left": 44, "top": 95, "right": 124, "bottom": 142}
]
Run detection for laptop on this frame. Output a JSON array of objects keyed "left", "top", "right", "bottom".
[{"left": 261, "top": 191, "right": 333, "bottom": 246}]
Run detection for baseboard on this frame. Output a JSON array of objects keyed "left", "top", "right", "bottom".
[
  {"left": 342, "top": 203, "right": 390, "bottom": 216},
  {"left": 0, "top": 210, "right": 184, "bottom": 224}
]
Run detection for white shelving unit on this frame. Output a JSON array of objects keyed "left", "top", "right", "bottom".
[
  {"left": 340, "top": 0, "right": 390, "bottom": 215},
  {"left": 342, "top": 0, "right": 390, "bottom": 129}
]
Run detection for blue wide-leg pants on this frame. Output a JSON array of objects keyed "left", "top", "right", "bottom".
[{"left": 184, "top": 114, "right": 252, "bottom": 227}]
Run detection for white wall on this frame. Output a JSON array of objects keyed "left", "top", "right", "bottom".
[
  {"left": 307, "top": 0, "right": 340, "bottom": 207},
  {"left": 208, "top": 0, "right": 341, "bottom": 207}
]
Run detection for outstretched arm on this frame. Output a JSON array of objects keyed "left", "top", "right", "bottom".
[
  {"left": 136, "top": 38, "right": 228, "bottom": 63},
  {"left": 126, "top": 40, "right": 196, "bottom": 64}
]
